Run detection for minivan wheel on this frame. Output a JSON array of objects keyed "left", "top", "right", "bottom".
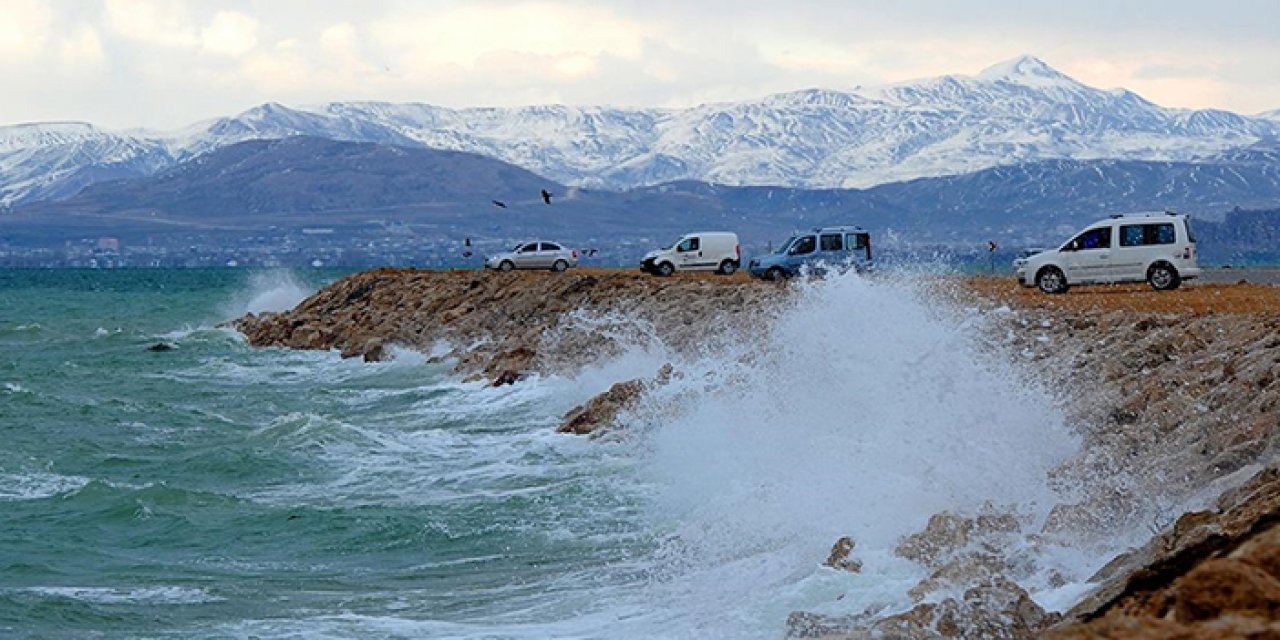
[
  {"left": 766, "top": 267, "right": 786, "bottom": 281},
  {"left": 551, "top": 259, "right": 568, "bottom": 272},
  {"left": 718, "top": 260, "right": 738, "bottom": 275},
  {"left": 499, "top": 260, "right": 515, "bottom": 272},
  {"left": 1148, "top": 264, "right": 1181, "bottom": 291},
  {"left": 1036, "top": 267, "right": 1068, "bottom": 294},
  {"left": 656, "top": 262, "right": 675, "bottom": 277}
]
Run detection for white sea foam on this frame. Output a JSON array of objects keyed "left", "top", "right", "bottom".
[
  {"left": 0, "top": 472, "right": 91, "bottom": 501},
  {"left": 15, "top": 586, "right": 224, "bottom": 605}
]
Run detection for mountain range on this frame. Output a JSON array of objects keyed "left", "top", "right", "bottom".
[
  {"left": 3, "top": 55, "right": 1279, "bottom": 210},
  {"left": 10, "top": 135, "right": 1280, "bottom": 263}
]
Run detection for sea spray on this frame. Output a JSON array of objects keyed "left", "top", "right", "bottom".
[
  {"left": 220, "top": 269, "right": 315, "bottom": 318},
  {"left": 607, "top": 271, "right": 1082, "bottom": 635}
]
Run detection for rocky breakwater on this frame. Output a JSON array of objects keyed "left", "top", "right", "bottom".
[{"left": 233, "top": 268, "right": 779, "bottom": 395}]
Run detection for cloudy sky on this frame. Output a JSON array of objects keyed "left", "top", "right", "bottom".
[{"left": 3, "top": 0, "right": 1280, "bottom": 130}]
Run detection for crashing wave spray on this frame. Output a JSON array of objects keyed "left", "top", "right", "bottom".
[
  {"left": 617, "top": 271, "right": 1081, "bottom": 637},
  {"left": 222, "top": 270, "right": 315, "bottom": 317}
]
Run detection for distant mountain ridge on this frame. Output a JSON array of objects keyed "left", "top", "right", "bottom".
[
  {"left": 13, "top": 136, "right": 1280, "bottom": 260},
  {"left": 3, "top": 55, "right": 1279, "bottom": 208}
]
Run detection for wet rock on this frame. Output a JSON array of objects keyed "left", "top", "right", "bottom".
[
  {"left": 1174, "top": 557, "right": 1280, "bottom": 622},
  {"left": 491, "top": 369, "right": 526, "bottom": 387},
  {"left": 362, "top": 339, "right": 389, "bottom": 363},
  {"left": 824, "top": 536, "right": 863, "bottom": 573},
  {"left": 895, "top": 511, "right": 1019, "bottom": 569},
  {"left": 558, "top": 379, "right": 645, "bottom": 435},
  {"left": 147, "top": 342, "right": 176, "bottom": 352}
]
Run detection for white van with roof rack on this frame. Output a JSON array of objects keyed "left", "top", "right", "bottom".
[{"left": 1016, "top": 212, "right": 1200, "bottom": 294}]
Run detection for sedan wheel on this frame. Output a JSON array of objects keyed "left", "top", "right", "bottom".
[
  {"left": 499, "top": 261, "right": 515, "bottom": 272},
  {"left": 551, "top": 259, "right": 568, "bottom": 272}
]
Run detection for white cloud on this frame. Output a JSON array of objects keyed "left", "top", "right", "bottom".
[
  {"left": 368, "top": 2, "right": 647, "bottom": 69},
  {"left": 201, "top": 10, "right": 259, "bottom": 56},
  {"left": 3, "top": 0, "right": 1280, "bottom": 129},
  {"left": 103, "top": 0, "right": 198, "bottom": 48},
  {"left": 0, "top": 0, "right": 52, "bottom": 57},
  {"left": 59, "top": 25, "right": 107, "bottom": 70}
]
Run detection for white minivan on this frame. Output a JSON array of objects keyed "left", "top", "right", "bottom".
[
  {"left": 1017, "top": 213, "right": 1200, "bottom": 294},
  {"left": 640, "top": 232, "right": 741, "bottom": 276}
]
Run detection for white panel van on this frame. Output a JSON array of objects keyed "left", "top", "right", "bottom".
[{"left": 640, "top": 232, "right": 741, "bottom": 276}]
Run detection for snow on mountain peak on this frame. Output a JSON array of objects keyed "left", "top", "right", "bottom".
[{"left": 976, "top": 54, "right": 1077, "bottom": 87}]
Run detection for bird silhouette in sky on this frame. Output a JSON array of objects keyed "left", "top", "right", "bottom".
[
  {"left": 491, "top": 200, "right": 507, "bottom": 209},
  {"left": 540, "top": 189, "right": 552, "bottom": 205}
]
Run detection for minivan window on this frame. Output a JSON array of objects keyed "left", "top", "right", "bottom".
[
  {"left": 820, "top": 234, "right": 843, "bottom": 251},
  {"left": 540, "top": 242, "right": 561, "bottom": 251},
  {"left": 846, "top": 233, "right": 868, "bottom": 250},
  {"left": 1184, "top": 218, "right": 1196, "bottom": 243},
  {"left": 775, "top": 237, "right": 796, "bottom": 254},
  {"left": 790, "top": 235, "right": 816, "bottom": 255},
  {"left": 1067, "top": 227, "right": 1111, "bottom": 251},
  {"left": 677, "top": 237, "right": 700, "bottom": 252},
  {"left": 1119, "top": 223, "right": 1175, "bottom": 247}
]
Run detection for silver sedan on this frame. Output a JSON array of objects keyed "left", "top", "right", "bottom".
[{"left": 485, "top": 241, "right": 579, "bottom": 272}]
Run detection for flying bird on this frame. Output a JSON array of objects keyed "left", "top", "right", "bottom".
[
  {"left": 540, "top": 189, "right": 552, "bottom": 205},
  {"left": 492, "top": 200, "right": 507, "bottom": 209}
]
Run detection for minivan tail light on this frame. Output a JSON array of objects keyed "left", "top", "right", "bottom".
[
  {"left": 1182, "top": 247, "right": 1191, "bottom": 259},
  {"left": 572, "top": 250, "right": 578, "bottom": 259},
  {"left": 736, "top": 244, "right": 741, "bottom": 260}
]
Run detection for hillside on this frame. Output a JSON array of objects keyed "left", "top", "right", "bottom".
[{"left": 9, "top": 136, "right": 1280, "bottom": 262}]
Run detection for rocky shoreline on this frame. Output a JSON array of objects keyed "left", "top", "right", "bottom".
[{"left": 233, "top": 268, "right": 1280, "bottom": 638}]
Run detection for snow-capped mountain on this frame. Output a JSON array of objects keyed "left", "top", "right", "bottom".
[
  {"left": 3, "top": 55, "right": 1279, "bottom": 208},
  {"left": 0, "top": 122, "right": 172, "bottom": 208}
]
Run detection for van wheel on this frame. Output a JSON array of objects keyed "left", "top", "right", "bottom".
[
  {"left": 766, "top": 267, "right": 786, "bottom": 281},
  {"left": 717, "top": 260, "right": 738, "bottom": 275},
  {"left": 1036, "top": 267, "right": 1068, "bottom": 294},
  {"left": 551, "top": 259, "right": 568, "bottom": 272},
  {"left": 656, "top": 262, "right": 675, "bottom": 277},
  {"left": 499, "top": 260, "right": 515, "bottom": 272},
  {"left": 1148, "top": 263, "right": 1181, "bottom": 291}
]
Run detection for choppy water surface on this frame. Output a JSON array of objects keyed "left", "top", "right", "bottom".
[{"left": 1, "top": 268, "right": 1108, "bottom": 639}]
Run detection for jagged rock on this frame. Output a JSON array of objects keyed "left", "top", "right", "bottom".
[
  {"left": 362, "top": 339, "right": 389, "bottom": 362},
  {"left": 1049, "top": 464, "right": 1280, "bottom": 637},
  {"left": 556, "top": 364, "right": 679, "bottom": 436},
  {"left": 824, "top": 536, "right": 863, "bottom": 573},
  {"left": 862, "top": 577, "right": 1055, "bottom": 640},
  {"left": 147, "top": 342, "right": 176, "bottom": 352},
  {"left": 1174, "top": 558, "right": 1280, "bottom": 622},
  {"left": 491, "top": 369, "right": 526, "bottom": 387},
  {"left": 558, "top": 379, "right": 645, "bottom": 435},
  {"left": 896, "top": 512, "right": 1019, "bottom": 569}
]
